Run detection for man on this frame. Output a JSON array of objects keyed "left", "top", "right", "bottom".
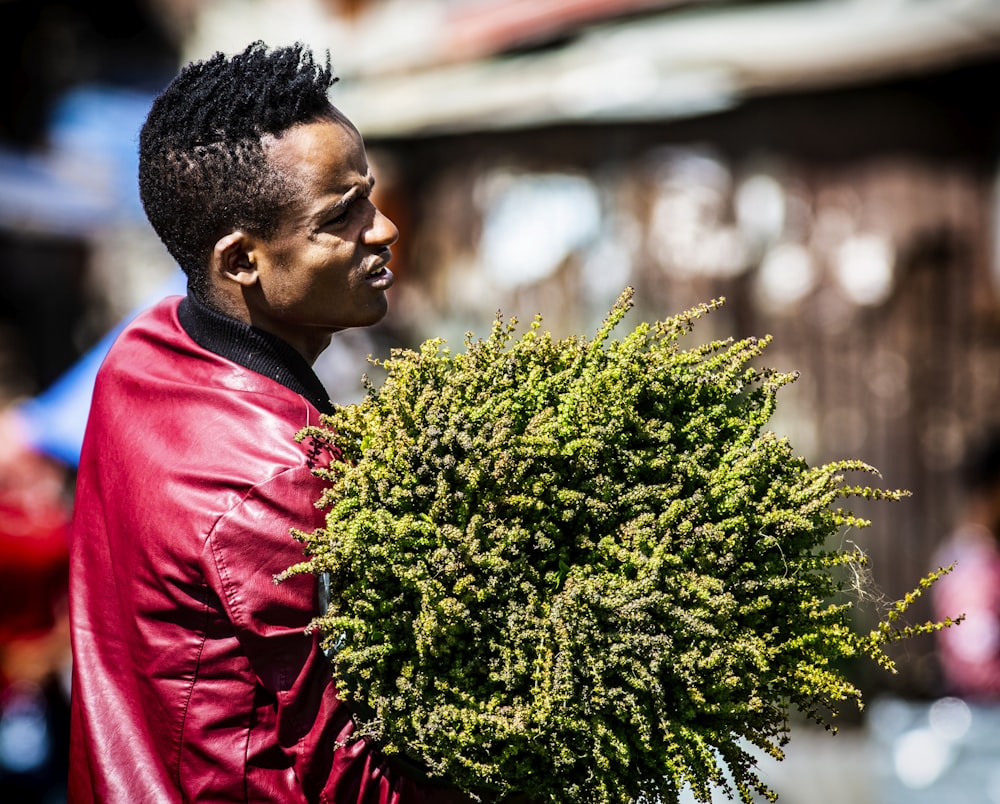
[{"left": 68, "top": 41, "right": 472, "bottom": 802}]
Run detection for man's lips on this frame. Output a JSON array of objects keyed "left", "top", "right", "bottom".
[{"left": 365, "top": 252, "right": 395, "bottom": 289}]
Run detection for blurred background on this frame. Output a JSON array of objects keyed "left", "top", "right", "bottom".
[{"left": 3, "top": 0, "right": 1000, "bottom": 801}]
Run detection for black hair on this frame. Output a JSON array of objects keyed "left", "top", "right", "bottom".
[{"left": 138, "top": 41, "right": 339, "bottom": 298}]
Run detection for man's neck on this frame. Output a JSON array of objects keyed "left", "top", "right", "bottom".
[{"left": 178, "top": 293, "right": 334, "bottom": 415}]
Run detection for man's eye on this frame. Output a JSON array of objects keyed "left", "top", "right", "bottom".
[{"left": 328, "top": 209, "right": 350, "bottom": 226}]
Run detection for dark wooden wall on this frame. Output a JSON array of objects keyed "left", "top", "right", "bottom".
[{"left": 369, "top": 56, "right": 1000, "bottom": 698}]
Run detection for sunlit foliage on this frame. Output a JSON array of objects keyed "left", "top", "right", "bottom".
[{"left": 282, "top": 288, "right": 952, "bottom": 803}]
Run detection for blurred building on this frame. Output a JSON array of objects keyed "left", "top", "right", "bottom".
[{"left": 0, "top": 0, "right": 179, "bottom": 403}]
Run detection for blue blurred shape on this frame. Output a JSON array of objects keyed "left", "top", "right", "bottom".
[
  {"left": 15, "top": 270, "right": 187, "bottom": 467},
  {"left": 0, "top": 84, "right": 153, "bottom": 236}
]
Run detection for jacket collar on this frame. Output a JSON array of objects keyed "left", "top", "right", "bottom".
[{"left": 178, "top": 292, "right": 335, "bottom": 415}]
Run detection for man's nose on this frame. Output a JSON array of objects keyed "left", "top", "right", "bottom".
[{"left": 366, "top": 207, "right": 399, "bottom": 246}]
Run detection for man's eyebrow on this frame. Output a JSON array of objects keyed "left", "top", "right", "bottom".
[
  {"left": 312, "top": 174, "right": 375, "bottom": 222},
  {"left": 326, "top": 174, "right": 376, "bottom": 212}
]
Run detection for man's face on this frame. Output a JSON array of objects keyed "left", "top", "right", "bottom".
[{"left": 246, "top": 114, "right": 398, "bottom": 361}]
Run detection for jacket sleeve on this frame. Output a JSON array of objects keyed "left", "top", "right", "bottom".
[
  {"left": 204, "top": 462, "right": 326, "bottom": 693},
  {"left": 202, "top": 463, "right": 475, "bottom": 803},
  {"left": 201, "top": 461, "right": 355, "bottom": 800}
]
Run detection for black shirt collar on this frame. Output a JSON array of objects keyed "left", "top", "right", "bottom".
[{"left": 177, "top": 293, "right": 335, "bottom": 416}]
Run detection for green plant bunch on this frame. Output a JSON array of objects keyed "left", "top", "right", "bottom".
[{"left": 282, "top": 288, "right": 951, "bottom": 804}]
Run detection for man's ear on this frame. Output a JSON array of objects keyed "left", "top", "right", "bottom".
[{"left": 212, "top": 231, "right": 258, "bottom": 287}]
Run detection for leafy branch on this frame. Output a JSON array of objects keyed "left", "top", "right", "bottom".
[{"left": 282, "top": 288, "right": 952, "bottom": 803}]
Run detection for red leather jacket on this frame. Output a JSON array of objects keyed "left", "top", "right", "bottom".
[{"left": 69, "top": 296, "right": 470, "bottom": 803}]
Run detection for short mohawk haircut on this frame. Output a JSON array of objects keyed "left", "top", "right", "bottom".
[{"left": 138, "top": 41, "right": 339, "bottom": 297}]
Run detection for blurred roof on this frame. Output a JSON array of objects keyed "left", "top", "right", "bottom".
[
  {"left": 433, "top": 0, "right": 699, "bottom": 63},
  {"left": 321, "top": 0, "right": 1000, "bottom": 136},
  {"left": 6, "top": 0, "right": 998, "bottom": 237},
  {"left": 160, "top": 0, "right": 1000, "bottom": 137}
]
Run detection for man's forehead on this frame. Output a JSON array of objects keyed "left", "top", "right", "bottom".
[{"left": 263, "top": 118, "right": 368, "bottom": 178}]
